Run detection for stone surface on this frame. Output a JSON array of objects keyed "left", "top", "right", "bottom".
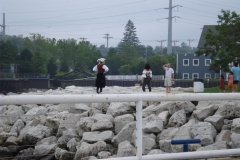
[
  {"left": 193, "top": 105, "right": 215, "bottom": 121},
  {"left": 231, "top": 118, "right": 240, "bottom": 134},
  {"left": 34, "top": 136, "right": 57, "bottom": 156},
  {"left": 142, "top": 102, "right": 173, "bottom": 118},
  {"left": 92, "top": 114, "right": 114, "bottom": 123},
  {"left": 10, "top": 119, "right": 25, "bottom": 135},
  {"left": 196, "top": 142, "right": 228, "bottom": 151},
  {"left": 190, "top": 122, "right": 217, "bottom": 146},
  {"left": 82, "top": 131, "right": 114, "bottom": 143},
  {"left": 57, "top": 128, "right": 78, "bottom": 148},
  {"left": 97, "top": 151, "right": 111, "bottom": 159},
  {"left": 55, "top": 148, "right": 75, "bottom": 160},
  {"left": 106, "top": 102, "right": 134, "bottom": 117},
  {"left": 215, "top": 130, "right": 231, "bottom": 143},
  {"left": 147, "top": 149, "right": 164, "bottom": 155},
  {"left": 157, "top": 127, "right": 179, "bottom": 142},
  {"left": 16, "top": 148, "right": 35, "bottom": 160},
  {"left": 168, "top": 101, "right": 195, "bottom": 115},
  {"left": 231, "top": 132, "right": 240, "bottom": 148},
  {"left": 117, "top": 141, "right": 136, "bottom": 157},
  {"left": 114, "top": 114, "right": 134, "bottom": 134},
  {"left": 0, "top": 123, "right": 11, "bottom": 133},
  {"left": 67, "top": 138, "right": 79, "bottom": 152},
  {"left": 158, "top": 111, "right": 169, "bottom": 126},
  {"left": 215, "top": 101, "right": 240, "bottom": 119},
  {"left": 168, "top": 109, "right": 186, "bottom": 127},
  {"left": 0, "top": 105, "right": 25, "bottom": 125},
  {"left": 143, "top": 114, "right": 163, "bottom": 133},
  {"left": 204, "top": 114, "right": 224, "bottom": 131},
  {"left": 91, "top": 120, "right": 113, "bottom": 131},
  {"left": 21, "top": 106, "right": 47, "bottom": 122},
  {"left": 74, "top": 141, "right": 107, "bottom": 159}
]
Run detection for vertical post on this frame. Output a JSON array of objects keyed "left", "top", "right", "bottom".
[
  {"left": 183, "top": 144, "right": 188, "bottom": 152},
  {"left": 3, "top": 13, "right": 5, "bottom": 41},
  {"left": 167, "top": 0, "right": 172, "bottom": 54},
  {"left": 145, "top": 46, "right": 148, "bottom": 62},
  {"left": 136, "top": 100, "right": 142, "bottom": 159}
]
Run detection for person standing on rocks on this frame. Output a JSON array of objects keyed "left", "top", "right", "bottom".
[
  {"left": 141, "top": 64, "right": 152, "bottom": 92},
  {"left": 231, "top": 62, "right": 240, "bottom": 92},
  {"left": 162, "top": 63, "right": 174, "bottom": 93},
  {"left": 93, "top": 58, "right": 109, "bottom": 94},
  {"left": 219, "top": 74, "right": 225, "bottom": 93}
]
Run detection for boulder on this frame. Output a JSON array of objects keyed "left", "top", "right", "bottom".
[
  {"left": 232, "top": 118, "right": 240, "bottom": 134},
  {"left": 112, "top": 122, "right": 136, "bottom": 146},
  {"left": 147, "top": 149, "right": 164, "bottom": 155},
  {"left": 142, "top": 102, "right": 173, "bottom": 118},
  {"left": 0, "top": 123, "right": 11, "bottom": 133},
  {"left": 143, "top": 114, "right": 163, "bottom": 133},
  {"left": 33, "top": 136, "right": 57, "bottom": 156},
  {"left": 0, "top": 105, "right": 25, "bottom": 125},
  {"left": 0, "top": 132, "right": 17, "bottom": 145},
  {"left": 193, "top": 105, "right": 215, "bottom": 121},
  {"left": 48, "top": 104, "right": 74, "bottom": 113},
  {"left": 10, "top": 119, "right": 24, "bottom": 135},
  {"left": 25, "top": 125, "right": 53, "bottom": 144},
  {"left": 21, "top": 106, "right": 47, "bottom": 122},
  {"left": 55, "top": 148, "right": 75, "bottom": 160},
  {"left": 91, "top": 120, "right": 113, "bottom": 131},
  {"left": 204, "top": 114, "right": 224, "bottom": 131},
  {"left": 77, "top": 117, "right": 94, "bottom": 132},
  {"left": 5, "top": 136, "right": 18, "bottom": 146},
  {"left": 97, "top": 151, "right": 111, "bottom": 159},
  {"left": 45, "top": 116, "right": 60, "bottom": 132},
  {"left": 117, "top": 141, "right": 136, "bottom": 157},
  {"left": 106, "top": 102, "right": 134, "bottom": 117},
  {"left": 168, "top": 101, "right": 195, "bottom": 115},
  {"left": 215, "top": 130, "right": 231, "bottom": 143},
  {"left": 70, "top": 103, "right": 91, "bottom": 113},
  {"left": 74, "top": 141, "right": 107, "bottom": 159},
  {"left": 82, "top": 131, "right": 114, "bottom": 143},
  {"left": 27, "top": 115, "right": 46, "bottom": 126},
  {"left": 159, "top": 140, "right": 173, "bottom": 153},
  {"left": 174, "top": 119, "right": 198, "bottom": 140},
  {"left": 196, "top": 142, "right": 228, "bottom": 151},
  {"left": 215, "top": 101, "right": 240, "bottom": 119},
  {"left": 114, "top": 114, "right": 134, "bottom": 134},
  {"left": 168, "top": 109, "right": 186, "bottom": 127},
  {"left": 157, "top": 127, "right": 179, "bottom": 142},
  {"left": 16, "top": 148, "right": 34, "bottom": 160},
  {"left": 190, "top": 122, "right": 217, "bottom": 146},
  {"left": 67, "top": 138, "right": 79, "bottom": 152},
  {"left": 92, "top": 113, "right": 114, "bottom": 123},
  {"left": 158, "top": 111, "right": 169, "bottom": 126},
  {"left": 231, "top": 132, "right": 240, "bottom": 148}
]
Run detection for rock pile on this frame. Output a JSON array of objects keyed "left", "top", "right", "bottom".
[{"left": 0, "top": 86, "right": 239, "bottom": 160}]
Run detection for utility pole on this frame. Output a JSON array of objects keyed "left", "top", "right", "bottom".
[
  {"left": 164, "top": 0, "right": 181, "bottom": 54},
  {"left": 0, "top": 13, "right": 6, "bottom": 41},
  {"left": 103, "top": 33, "right": 112, "bottom": 56},
  {"left": 157, "top": 40, "right": 166, "bottom": 54},
  {"left": 79, "top": 37, "right": 87, "bottom": 42},
  {"left": 145, "top": 45, "right": 148, "bottom": 62},
  {"left": 172, "top": 40, "right": 179, "bottom": 53},
  {"left": 187, "top": 39, "right": 195, "bottom": 53}
]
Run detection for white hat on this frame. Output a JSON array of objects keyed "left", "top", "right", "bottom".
[{"left": 97, "top": 58, "right": 106, "bottom": 63}]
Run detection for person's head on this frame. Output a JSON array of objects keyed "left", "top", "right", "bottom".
[
  {"left": 97, "top": 58, "right": 106, "bottom": 64},
  {"left": 144, "top": 64, "right": 150, "bottom": 70},
  {"left": 230, "top": 71, "right": 233, "bottom": 75},
  {"left": 221, "top": 74, "right": 224, "bottom": 79},
  {"left": 234, "top": 62, "right": 238, "bottom": 67},
  {"left": 166, "top": 63, "right": 170, "bottom": 68}
]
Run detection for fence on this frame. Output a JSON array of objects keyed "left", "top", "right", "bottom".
[
  {"left": 105, "top": 75, "right": 164, "bottom": 81},
  {"left": 0, "top": 93, "right": 240, "bottom": 159}
]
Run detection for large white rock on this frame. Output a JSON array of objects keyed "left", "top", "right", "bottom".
[
  {"left": 193, "top": 105, "right": 215, "bottom": 121},
  {"left": 27, "top": 115, "right": 46, "bottom": 127},
  {"left": 55, "top": 148, "right": 75, "bottom": 160},
  {"left": 0, "top": 132, "right": 17, "bottom": 145},
  {"left": 71, "top": 103, "right": 91, "bottom": 113},
  {"left": 232, "top": 118, "right": 240, "bottom": 134},
  {"left": 117, "top": 140, "right": 136, "bottom": 157},
  {"left": 77, "top": 117, "right": 94, "bottom": 132},
  {"left": 158, "top": 111, "right": 169, "bottom": 126},
  {"left": 25, "top": 125, "right": 53, "bottom": 144},
  {"left": 33, "top": 136, "right": 57, "bottom": 155},
  {"left": 215, "top": 101, "right": 240, "bottom": 118},
  {"left": 106, "top": 102, "right": 133, "bottom": 117},
  {"left": 168, "top": 109, "right": 186, "bottom": 127},
  {"left": 231, "top": 132, "right": 240, "bottom": 148},
  {"left": 114, "top": 114, "right": 134, "bottom": 134},
  {"left": 142, "top": 102, "right": 173, "bottom": 118},
  {"left": 48, "top": 104, "right": 74, "bottom": 113},
  {"left": 196, "top": 142, "right": 228, "bottom": 151},
  {"left": 57, "top": 128, "right": 78, "bottom": 148},
  {"left": 157, "top": 127, "right": 179, "bottom": 142},
  {"left": 0, "top": 105, "right": 25, "bottom": 125},
  {"left": 21, "top": 106, "right": 47, "bottom": 122},
  {"left": 0, "top": 123, "right": 11, "bottom": 133},
  {"left": 92, "top": 114, "right": 114, "bottom": 124},
  {"left": 82, "top": 131, "right": 114, "bottom": 143},
  {"left": 112, "top": 122, "right": 136, "bottom": 146},
  {"left": 74, "top": 141, "right": 107, "bottom": 159},
  {"left": 215, "top": 130, "right": 231, "bottom": 143},
  {"left": 67, "top": 138, "right": 79, "bottom": 152},
  {"left": 143, "top": 114, "right": 163, "bottom": 133},
  {"left": 91, "top": 120, "right": 113, "bottom": 131},
  {"left": 97, "top": 151, "right": 111, "bottom": 159},
  {"left": 168, "top": 101, "right": 195, "bottom": 115},
  {"left": 204, "top": 114, "right": 224, "bottom": 131},
  {"left": 159, "top": 140, "right": 172, "bottom": 153},
  {"left": 147, "top": 149, "right": 164, "bottom": 155},
  {"left": 190, "top": 122, "right": 217, "bottom": 146},
  {"left": 10, "top": 119, "right": 24, "bottom": 135}
]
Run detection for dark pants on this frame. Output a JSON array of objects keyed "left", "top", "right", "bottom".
[
  {"left": 96, "top": 72, "right": 105, "bottom": 93},
  {"left": 142, "top": 78, "right": 151, "bottom": 92}
]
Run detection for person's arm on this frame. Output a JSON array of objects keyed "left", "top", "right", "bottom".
[
  {"left": 93, "top": 65, "right": 97, "bottom": 72},
  {"left": 162, "top": 64, "right": 166, "bottom": 70},
  {"left": 141, "top": 70, "right": 146, "bottom": 83},
  {"left": 103, "top": 65, "right": 109, "bottom": 73}
]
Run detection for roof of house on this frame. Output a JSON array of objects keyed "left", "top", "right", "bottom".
[{"left": 197, "top": 25, "right": 218, "bottom": 49}]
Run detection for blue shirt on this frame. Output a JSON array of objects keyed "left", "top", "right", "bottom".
[{"left": 231, "top": 66, "right": 240, "bottom": 80}]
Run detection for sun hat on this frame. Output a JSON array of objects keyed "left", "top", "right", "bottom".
[{"left": 97, "top": 58, "right": 106, "bottom": 63}]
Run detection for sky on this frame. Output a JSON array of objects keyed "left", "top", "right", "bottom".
[{"left": 0, "top": 0, "right": 239, "bottom": 48}]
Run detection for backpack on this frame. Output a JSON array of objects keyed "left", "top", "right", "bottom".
[{"left": 146, "top": 71, "right": 151, "bottom": 79}]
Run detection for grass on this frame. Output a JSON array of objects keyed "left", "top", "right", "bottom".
[{"left": 204, "top": 83, "right": 240, "bottom": 93}]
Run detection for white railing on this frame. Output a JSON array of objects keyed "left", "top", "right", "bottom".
[
  {"left": 105, "top": 75, "right": 164, "bottom": 80},
  {"left": 1, "top": 93, "right": 240, "bottom": 160}
]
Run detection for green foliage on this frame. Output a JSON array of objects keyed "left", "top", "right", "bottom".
[
  {"left": 47, "top": 58, "right": 58, "bottom": 75},
  {"left": 122, "top": 20, "right": 139, "bottom": 46},
  {"left": 32, "top": 48, "right": 47, "bottom": 73},
  {"left": 18, "top": 48, "right": 33, "bottom": 73},
  {"left": 118, "top": 64, "right": 132, "bottom": 75},
  {"left": 59, "top": 59, "right": 69, "bottom": 72},
  {"left": 196, "top": 10, "right": 240, "bottom": 71},
  {"left": 0, "top": 40, "right": 18, "bottom": 64}
]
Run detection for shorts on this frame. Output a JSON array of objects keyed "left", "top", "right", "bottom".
[
  {"left": 164, "top": 78, "right": 172, "bottom": 86},
  {"left": 233, "top": 80, "right": 239, "bottom": 84},
  {"left": 228, "top": 82, "right": 233, "bottom": 87}
]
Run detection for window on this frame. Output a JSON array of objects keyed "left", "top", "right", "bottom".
[
  {"left": 183, "top": 59, "right": 189, "bottom": 66},
  {"left": 183, "top": 73, "right": 189, "bottom": 79},
  {"left": 192, "top": 73, "right": 199, "bottom": 79},
  {"left": 193, "top": 59, "right": 199, "bottom": 66},
  {"left": 205, "top": 73, "right": 211, "bottom": 79},
  {"left": 205, "top": 59, "right": 211, "bottom": 66}
]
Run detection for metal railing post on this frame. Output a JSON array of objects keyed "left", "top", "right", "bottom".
[{"left": 136, "top": 100, "right": 143, "bottom": 160}]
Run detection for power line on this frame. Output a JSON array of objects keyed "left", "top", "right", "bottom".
[
  {"left": 199, "top": 0, "right": 240, "bottom": 10},
  {"left": 103, "top": 33, "right": 113, "bottom": 56}
]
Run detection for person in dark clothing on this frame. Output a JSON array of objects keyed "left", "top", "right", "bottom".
[
  {"left": 93, "top": 58, "right": 109, "bottom": 94},
  {"left": 141, "top": 64, "right": 152, "bottom": 92}
]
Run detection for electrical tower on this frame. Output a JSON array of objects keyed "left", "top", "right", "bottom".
[
  {"left": 172, "top": 40, "right": 179, "bottom": 53},
  {"left": 187, "top": 39, "right": 195, "bottom": 47},
  {"left": 79, "top": 37, "right": 87, "bottom": 42},
  {"left": 0, "top": 13, "right": 6, "bottom": 41},
  {"left": 103, "top": 33, "right": 112, "bottom": 56},
  {"left": 157, "top": 40, "right": 166, "bottom": 54},
  {"left": 164, "top": 0, "right": 182, "bottom": 54}
]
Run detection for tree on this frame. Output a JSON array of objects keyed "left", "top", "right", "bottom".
[
  {"left": 196, "top": 10, "right": 240, "bottom": 71},
  {"left": 0, "top": 41, "right": 18, "bottom": 64},
  {"left": 118, "top": 64, "right": 132, "bottom": 75},
  {"left": 47, "top": 58, "right": 58, "bottom": 76},
  {"left": 32, "top": 48, "right": 47, "bottom": 73},
  {"left": 59, "top": 59, "right": 69, "bottom": 72},
  {"left": 122, "top": 20, "right": 139, "bottom": 46},
  {"left": 18, "top": 48, "right": 33, "bottom": 73}
]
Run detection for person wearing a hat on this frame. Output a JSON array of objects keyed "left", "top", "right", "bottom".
[{"left": 93, "top": 58, "right": 109, "bottom": 94}]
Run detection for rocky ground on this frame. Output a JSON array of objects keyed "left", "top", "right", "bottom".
[{"left": 0, "top": 86, "right": 240, "bottom": 160}]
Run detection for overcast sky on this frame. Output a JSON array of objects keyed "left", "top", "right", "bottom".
[{"left": 0, "top": 0, "right": 239, "bottom": 48}]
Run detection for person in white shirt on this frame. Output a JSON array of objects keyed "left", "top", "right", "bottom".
[
  {"left": 162, "top": 63, "right": 174, "bottom": 93},
  {"left": 141, "top": 64, "right": 152, "bottom": 92},
  {"left": 93, "top": 58, "right": 109, "bottom": 94}
]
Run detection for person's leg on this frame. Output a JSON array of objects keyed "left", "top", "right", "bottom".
[
  {"left": 148, "top": 79, "right": 151, "bottom": 92},
  {"left": 96, "top": 86, "right": 99, "bottom": 93},
  {"left": 236, "top": 81, "right": 238, "bottom": 92},
  {"left": 142, "top": 79, "right": 146, "bottom": 92},
  {"left": 164, "top": 78, "right": 167, "bottom": 93},
  {"left": 100, "top": 87, "right": 102, "bottom": 93}
]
